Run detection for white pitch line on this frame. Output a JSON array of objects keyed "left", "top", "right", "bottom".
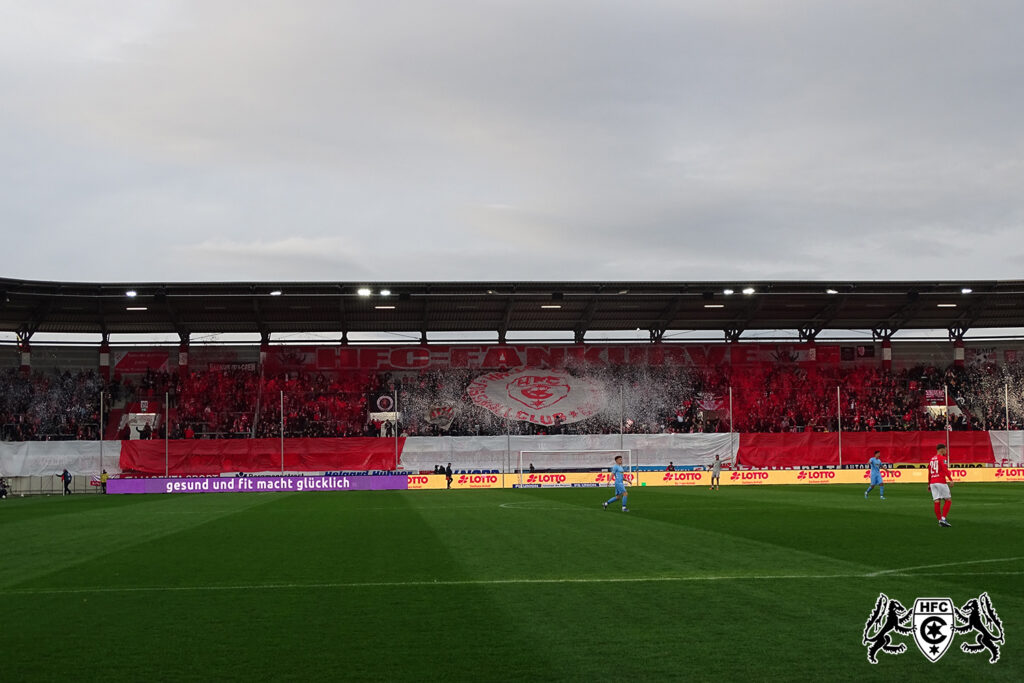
[
  {"left": 865, "top": 556, "right": 1024, "bottom": 577},
  {"left": 4, "top": 567, "right": 1022, "bottom": 597},
  {"left": 0, "top": 574, "right": 863, "bottom": 595},
  {"left": 903, "top": 571, "right": 1024, "bottom": 578},
  {"left": 498, "top": 502, "right": 582, "bottom": 510}
]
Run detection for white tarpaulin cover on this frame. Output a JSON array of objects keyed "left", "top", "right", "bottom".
[
  {"left": 0, "top": 441, "right": 123, "bottom": 477},
  {"left": 399, "top": 433, "right": 737, "bottom": 472},
  {"left": 989, "top": 431, "right": 1024, "bottom": 464}
]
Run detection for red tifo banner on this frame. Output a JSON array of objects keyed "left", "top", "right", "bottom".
[
  {"left": 118, "top": 432, "right": 996, "bottom": 474},
  {"left": 119, "top": 437, "right": 402, "bottom": 475},
  {"left": 737, "top": 431, "right": 995, "bottom": 468},
  {"left": 261, "top": 343, "right": 839, "bottom": 373}
]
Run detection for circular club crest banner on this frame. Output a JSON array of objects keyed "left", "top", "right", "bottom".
[{"left": 467, "top": 369, "right": 606, "bottom": 426}]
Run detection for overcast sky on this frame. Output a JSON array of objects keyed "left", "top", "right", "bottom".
[{"left": 2, "top": 1, "right": 1023, "bottom": 284}]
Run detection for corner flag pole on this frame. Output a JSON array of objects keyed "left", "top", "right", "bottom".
[
  {"left": 836, "top": 386, "right": 842, "bottom": 469},
  {"left": 945, "top": 384, "right": 951, "bottom": 457},
  {"left": 164, "top": 391, "right": 169, "bottom": 477},
  {"left": 1005, "top": 381, "right": 1011, "bottom": 429},
  {"left": 97, "top": 387, "right": 102, "bottom": 479},
  {"left": 280, "top": 391, "right": 285, "bottom": 474},
  {"left": 1005, "top": 382, "right": 1011, "bottom": 461},
  {"left": 394, "top": 389, "right": 399, "bottom": 470},
  {"left": 729, "top": 386, "right": 737, "bottom": 467},
  {"left": 619, "top": 385, "right": 624, "bottom": 451}
]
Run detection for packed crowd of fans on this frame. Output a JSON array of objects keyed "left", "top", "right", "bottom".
[
  {"left": 254, "top": 370, "right": 376, "bottom": 438},
  {"left": 0, "top": 369, "right": 106, "bottom": 440},
  {"left": 117, "top": 368, "right": 377, "bottom": 439},
  {"left": 2, "top": 358, "right": 1023, "bottom": 441}
]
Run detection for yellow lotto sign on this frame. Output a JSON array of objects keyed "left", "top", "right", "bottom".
[
  {"left": 405, "top": 474, "right": 448, "bottom": 490},
  {"left": 511, "top": 471, "right": 634, "bottom": 488},
  {"left": 402, "top": 466, "right": 1024, "bottom": 490},
  {"left": 714, "top": 469, "right": 926, "bottom": 486},
  {"left": 452, "top": 473, "right": 505, "bottom": 489},
  {"left": 958, "top": 466, "right": 1024, "bottom": 483},
  {"left": 640, "top": 471, "right": 708, "bottom": 486},
  {"left": 637, "top": 467, "right": 1022, "bottom": 486},
  {"left": 406, "top": 474, "right": 515, "bottom": 490}
]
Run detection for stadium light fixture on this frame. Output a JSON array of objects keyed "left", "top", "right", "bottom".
[
  {"left": 961, "top": 287, "right": 972, "bottom": 294},
  {"left": 380, "top": 289, "right": 391, "bottom": 296},
  {"left": 937, "top": 303, "right": 957, "bottom": 308},
  {"left": 826, "top": 288, "right": 839, "bottom": 294},
  {"left": 742, "top": 287, "right": 755, "bottom": 295},
  {"left": 125, "top": 290, "right": 137, "bottom": 297},
  {"left": 269, "top": 290, "right": 282, "bottom": 296},
  {"left": 722, "top": 289, "right": 734, "bottom": 295},
  {"left": 374, "top": 305, "right": 395, "bottom": 310},
  {"left": 126, "top": 306, "right": 147, "bottom": 311},
  {"left": 357, "top": 288, "right": 372, "bottom": 297},
  {"left": 704, "top": 304, "right": 724, "bottom": 309},
  {"left": 541, "top": 304, "right": 562, "bottom": 309}
]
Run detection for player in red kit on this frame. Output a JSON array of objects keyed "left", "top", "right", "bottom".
[{"left": 929, "top": 444, "right": 953, "bottom": 527}]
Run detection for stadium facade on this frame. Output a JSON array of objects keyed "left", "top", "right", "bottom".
[{"left": 1, "top": 278, "right": 1023, "bottom": 493}]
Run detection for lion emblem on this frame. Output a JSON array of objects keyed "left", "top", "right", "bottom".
[
  {"left": 953, "top": 592, "right": 1005, "bottom": 663},
  {"left": 862, "top": 593, "right": 913, "bottom": 663}
]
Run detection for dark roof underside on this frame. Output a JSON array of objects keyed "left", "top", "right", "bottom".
[{"left": 1, "top": 278, "right": 1022, "bottom": 339}]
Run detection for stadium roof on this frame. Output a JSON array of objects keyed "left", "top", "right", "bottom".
[{"left": 1, "top": 277, "right": 1023, "bottom": 343}]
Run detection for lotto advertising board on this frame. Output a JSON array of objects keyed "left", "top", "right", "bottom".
[
  {"left": 512, "top": 471, "right": 637, "bottom": 488},
  {"left": 405, "top": 474, "right": 450, "bottom": 490},
  {"left": 444, "top": 468, "right": 1019, "bottom": 489},
  {"left": 646, "top": 471, "right": 708, "bottom": 486},
  {"left": 406, "top": 473, "right": 508, "bottom": 489},
  {"left": 108, "top": 468, "right": 1024, "bottom": 495},
  {"left": 108, "top": 475, "right": 408, "bottom": 495},
  {"left": 640, "top": 468, "right": 1022, "bottom": 486},
  {"left": 716, "top": 469, "right": 919, "bottom": 486},
  {"left": 960, "top": 466, "right": 1024, "bottom": 482}
]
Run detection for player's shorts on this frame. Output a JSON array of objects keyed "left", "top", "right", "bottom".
[
  {"left": 615, "top": 483, "right": 626, "bottom": 495},
  {"left": 870, "top": 474, "right": 883, "bottom": 486},
  {"left": 929, "top": 483, "right": 951, "bottom": 500},
  {"left": 711, "top": 470, "right": 721, "bottom": 479}
]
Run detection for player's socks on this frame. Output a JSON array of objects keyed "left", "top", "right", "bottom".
[
  {"left": 864, "top": 486, "right": 872, "bottom": 498},
  {"left": 879, "top": 485, "right": 884, "bottom": 498},
  {"left": 934, "top": 501, "right": 942, "bottom": 520},
  {"left": 942, "top": 500, "right": 951, "bottom": 517},
  {"left": 605, "top": 496, "right": 619, "bottom": 506},
  {"left": 621, "top": 495, "right": 628, "bottom": 509}
]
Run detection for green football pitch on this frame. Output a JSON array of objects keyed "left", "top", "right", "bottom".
[{"left": 2, "top": 484, "right": 1021, "bottom": 681}]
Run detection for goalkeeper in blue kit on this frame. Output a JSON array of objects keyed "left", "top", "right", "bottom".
[{"left": 602, "top": 455, "right": 629, "bottom": 512}]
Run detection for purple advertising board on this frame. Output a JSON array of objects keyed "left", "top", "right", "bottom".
[{"left": 107, "top": 475, "right": 408, "bottom": 495}]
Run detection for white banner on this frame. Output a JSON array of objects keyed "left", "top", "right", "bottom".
[
  {"left": 467, "top": 369, "right": 606, "bottom": 425},
  {"left": 0, "top": 441, "right": 123, "bottom": 477},
  {"left": 989, "top": 431, "right": 1024, "bottom": 465},
  {"left": 399, "top": 433, "right": 737, "bottom": 472}
]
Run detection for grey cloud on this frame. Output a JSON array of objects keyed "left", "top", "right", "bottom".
[{"left": 1, "top": 1, "right": 1023, "bottom": 282}]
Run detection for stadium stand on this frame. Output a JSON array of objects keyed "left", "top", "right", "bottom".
[
  {"left": 0, "top": 369, "right": 105, "bottom": 441},
  {"left": 1, "top": 358, "right": 1021, "bottom": 442}
]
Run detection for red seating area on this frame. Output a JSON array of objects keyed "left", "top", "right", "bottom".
[
  {"left": 2, "top": 357, "right": 1021, "bottom": 441},
  {"left": 255, "top": 371, "right": 375, "bottom": 438},
  {"left": 724, "top": 365, "right": 963, "bottom": 433}
]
